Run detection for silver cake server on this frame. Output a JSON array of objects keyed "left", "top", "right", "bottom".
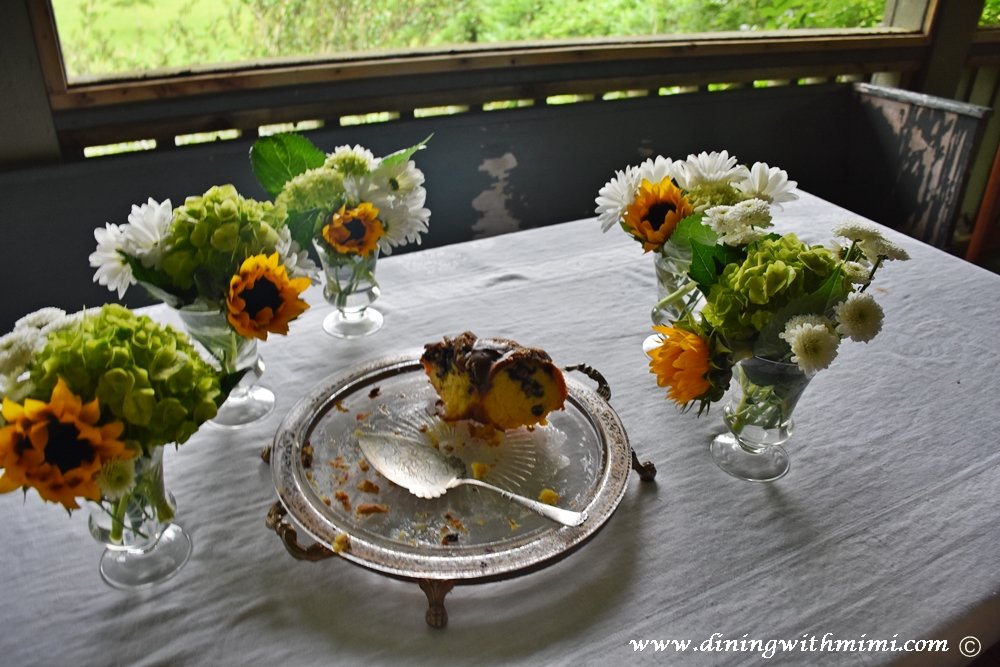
[{"left": 357, "top": 433, "right": 587, "bottom": 527}]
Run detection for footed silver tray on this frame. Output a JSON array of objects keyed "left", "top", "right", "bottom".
[{"left": 266, "top": 350, "right": 654, "bottom": 626}]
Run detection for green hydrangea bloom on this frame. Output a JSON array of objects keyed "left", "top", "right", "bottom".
[
  {"left": 701, "top": 234, "right": 846, "bottom": 338},
  {"left": 30, "top": 304, "right": 222, "bottom": 449},
  {"left": 686, "top": 183, "right": 748, "bottom": 211},
  {"left": 160, "top": 185, "right": 287, "bottom": 297},
  {"left": 276, "top": 166, "right": 346, "bottom": 214}
]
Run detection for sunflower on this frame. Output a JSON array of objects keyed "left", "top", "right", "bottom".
[
  {"left": 321, "top": 203, "right": 385, "bottom": 257},
  {"left": 648, "top": 325, "right": 712, "bottom": 406},
  {"left": 0, "top": 378, "right": 131, "bottom": 510},
  {"left": 226, "top": 253, "right": 311, "bottom": 341},
  {"left": 622, "top": 177, "right": 694, "bottom": 252}
]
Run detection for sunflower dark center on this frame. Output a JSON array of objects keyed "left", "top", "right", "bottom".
[
  {"left": 44, "top": 421, "right": 96, "bottom": 474},
  {"left": 645, "top": 202, "right": 677, "bottom": 231},
  {"left": 344, "top": 217, "right": 369, "bottom": 242},
  {"left": 242, "top": 277, "right": 282, "bottom": 318}
]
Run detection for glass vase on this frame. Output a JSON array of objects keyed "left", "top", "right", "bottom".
[
  {"left": 710, "top": 356, "right": 813, "bottom": 482},
  {"left": 643, "top": 247, "right": 704, "bottom": 356},
  {"left": 86, "top": 447, "right": 192, "bottom": 589},
  {"left": 176, "top": 307, "right": 274, "bottom": 428},
  {"left": 314, "top": 240, "right": 382, "bottom": 338}
]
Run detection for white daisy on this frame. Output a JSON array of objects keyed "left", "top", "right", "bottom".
[
  {"left": 779, "top": 320, "right": 840, "bottom": 374},
  {"left": 276, "top": 227, "right": 320, "bottom": 284},
  {"left": 90, "top": 223, "right": 134, "bottom": 298},
  {"left": 377, "top": 187, "right": 430, "bottom": 255},
  {"left": 595, "top": 165, "right": 639, "bottom": 232},
  {"left": 735, "top": 162, "right": 798, "bottom": 207},
  {"left": 833, "top": 293, "right": 884, "bottom": 343},
  {"left": 636, "top": 155, "right": 676, "bottom": 186},
  {"left": 371, "top": 159, "right": 424, "bottom": 197},
  {"left": 343, "top": 173, "right": 374, "bottom": 206},
  {"left": 325, "top": 144, "right": 378, "bottom": 177},
  {"left": 674, "top": 150, "right": 749, "bottom": 190},
  {"left": 123, "top": 198, "right": 173, "bottom": 268}
]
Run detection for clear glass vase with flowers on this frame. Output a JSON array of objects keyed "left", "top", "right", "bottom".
[
  {"left": 0, "top": 304, "right": 235, "bottom": 587},
  {"left": 645, "top": 194, "right": 910, "bottom": 481},
  {"left": 250, "top": 134, "right": 432, "bottom": 338},
  {"left": 596, "top": 152, "right": 799, "bottom": 353},
  {"left": 89, "top": 185, "right": 316, "bottom": 427}
]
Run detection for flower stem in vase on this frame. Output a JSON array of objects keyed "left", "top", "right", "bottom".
[
  {"left": 315, "top": 241, "right": 383, "bottom": 338},
  {"left": 176, "top": 308, "right": 275, "bottom": 428},
  {"left": 710, "top": 357, "right": 812, "bottom": 482},
  {"left": 87, "top": 448, "right": 192, "bottom": 589}
]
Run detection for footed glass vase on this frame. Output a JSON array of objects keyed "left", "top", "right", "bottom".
[
  {"left": 176, "top": 307, "right": 273, "bottom": 428},
  {"left": 314, "top": 241, "right": 382, "bottom": 338},
  {"left": 710, "top": 356, "right": 813, "bottom": 482},
  {"left": 87, "top": 448, "right": 192, "bottom": 589}
]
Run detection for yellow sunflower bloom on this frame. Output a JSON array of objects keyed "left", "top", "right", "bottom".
[
  {"left": 321, "top": 203, "right": 385, "bottom": 257},
  {"left": 648, "top": 325, "right": 712, "bottom": 406},
  {"left": 622, "top": 177, "right": 693, "bottom": 252},
  {"left": 0, "top": 378, "right": 131, "bottom": 510},
  {"left": 227, "top": 252, "right": 311, "bottom": 341}
]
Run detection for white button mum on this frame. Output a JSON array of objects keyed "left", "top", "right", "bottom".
[
  {"left": 779, "top": 317, "right": 840, "bottom": 374},
  {"left": 831, "top": 219, "right": 910, "bottom": 261},
  {"left": 833, "top": 293, "right": 884, "bottom": 343}
]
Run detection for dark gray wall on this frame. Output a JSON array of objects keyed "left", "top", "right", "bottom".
[{"left": 1, "top": 84, "right": 855, "bottom": 332}]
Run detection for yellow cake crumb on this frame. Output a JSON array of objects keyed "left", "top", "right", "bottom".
[
  {"left": 471, "top": 462, "right": 490, "bottom": 480},
  {"left": 538, "top": 489, "right": 561, "bottom": 505},
  {"left": 333, "top": 533, "right": 351, "bottom": 553},
  {"left": 356, "top": 479, "right": 380, "bottom": 494}
]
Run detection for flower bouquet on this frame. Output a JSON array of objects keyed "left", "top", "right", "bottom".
[
  {"left": 0, "top": 304, "right": 231, "bottom": 587},
  {"left": 596, "top": 151, "right": 798, "bottom": 330},
  {"left": 250, "top": 133, "right": 431, "bottom": 338},
  {"left": 646, "top": 208, "right": 910, "bottom": 481},
  {"left": 90, "top": 185, "right": 316, "bottom": 427}
]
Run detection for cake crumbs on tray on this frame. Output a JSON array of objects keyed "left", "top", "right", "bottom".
[
  {"left": 358, "top": 459, "right": 370, "bottom": 472},
  {"left": 441, "top": 533, "right": 459, "bottom": 545},
  {"left": 509, "top": 519, "right": 519, "bottom": 530},
  {"left": 333, "top": 533, "right": 351, "bottom": 553},
  {"left": 356, "top": 503, "right": 389, "bottom": 516},
  {"left": 368, "top": 386, "right": 381, "bottom": 399},
  {"left": 334, "top": 491, "right": 351, "bottom": 512},
  {"left": 301, "top": 445, "right": 314, "bottom": 469},
  {"left": 334, "top": 400, "right": 349, "bottom": 413},
  {"left": 538, "top": 489, "right": 561, "bottom": 505},
  {"left": 356, "top": 412, "right": 371, "bottom": 421},
  {"left": 356, "top": 479, "right": 380, "bottom": 494},
  {"left": 443, "top": 511, "right": 467, "bottom": 533}
]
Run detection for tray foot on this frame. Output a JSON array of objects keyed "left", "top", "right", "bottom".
[
  {"left": 631, "top": 449, "right": 657, "bottom": 482},
  {"left": 266, "top": 502, "right": 337, "bottom": 562},
  {"left": 261, "top": 445, "right": 272, "bottom": 464},
  {"left": 418, "top": 579, "right": 456, "bottom": 628}
]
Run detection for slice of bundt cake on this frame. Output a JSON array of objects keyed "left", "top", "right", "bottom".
[{"left": 420, "top": 332, "right": 568, "bottom": 431}]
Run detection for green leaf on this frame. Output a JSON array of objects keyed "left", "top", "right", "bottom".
[
  {"left": 669, "top": 214, "right": 713, "bottom": 250},
  {"left": 380, "top": 134, "right": 432, "bottom": 167},
  {"left": 286, "top": 209, "right": 325, "bottom": 249},
  {"left": 753, "top": 267, "right": 849, "bottom": 359},
  {"left": 687, "top": 236, "right": 745, "bottom": 290},
  {"left": 251, "top": 133, "right": 326, "bottom": 198}
]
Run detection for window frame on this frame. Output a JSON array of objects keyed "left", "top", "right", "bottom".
[{"left": 25, "top": 0, "right": 1000, "bottom": 153}]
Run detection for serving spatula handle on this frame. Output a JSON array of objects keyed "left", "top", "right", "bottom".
[{"left": 454, "top": 478, "right": 587, "bottom": 526}]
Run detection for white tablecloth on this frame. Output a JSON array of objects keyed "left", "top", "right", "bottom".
[{"left": 4, "top": 191, "right": 999, "bottom": 666}]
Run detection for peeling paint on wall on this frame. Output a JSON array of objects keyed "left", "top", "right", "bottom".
[
  {"left": 471, "top": 152, "right": 520, "bottom": 238},
  {"left": 862, "top": 93, "right": 974, "bottom": 247}
]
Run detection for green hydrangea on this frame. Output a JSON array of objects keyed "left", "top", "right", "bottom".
[
  {"left": 276, "top": 166, "right": 346, "bottom": 214},
  {"left": 686, "top": 183, "right": 748, "bottom": 211},
  {"left": 160, "top": 184, "right": 287, "bottom": 297},
  {"left": 701, "top": 234, "right": 846, "bottom": 338},
  {"left": 30, "top": 304, "right": 222, "bottom": 449}
]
